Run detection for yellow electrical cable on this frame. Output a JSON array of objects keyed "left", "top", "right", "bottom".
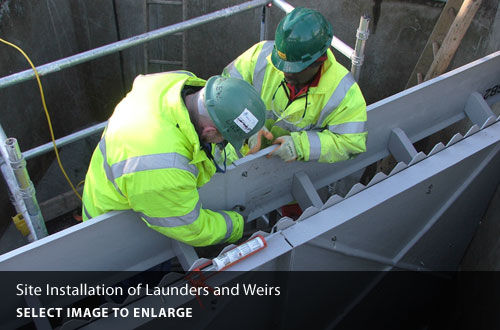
[
  {"left": 76, "top": 180, "right": 85, "bottom": 190},
  {"left": 0, "top": 38, "right": 82, "bottom": 200}
]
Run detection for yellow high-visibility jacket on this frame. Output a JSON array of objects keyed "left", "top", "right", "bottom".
[
  {"left": 82, "top": 71, "right": 243, "bottom": 247},
  {"left": 223, "top": 41, "right": 367, "bottom": 163}
]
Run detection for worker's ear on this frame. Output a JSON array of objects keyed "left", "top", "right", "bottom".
[
  {"left": 202, "top": 125, "right": 217, "bottom": 136},
  {"left": 201, "top": 126, "right": 223, "bottom": 143}
]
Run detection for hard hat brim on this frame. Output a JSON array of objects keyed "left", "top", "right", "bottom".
[{"left": 271, "top": 48, "right": 318, "bottom": 73}]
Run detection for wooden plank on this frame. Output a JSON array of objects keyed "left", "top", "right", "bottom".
[
  {"left": 405, "top": 0, "right": 464, "bottom": 89},
  {"left": 425, "top": 0, "right": 483, "bottom": 81}
]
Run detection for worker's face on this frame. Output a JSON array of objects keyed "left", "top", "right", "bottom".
[{"left": 283, "top": 62, "right": 322, "bottom": 88}]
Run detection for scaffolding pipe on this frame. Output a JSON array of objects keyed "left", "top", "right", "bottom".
[
  {"left": 23, "top": 121, "right": 107, "bottom": 160},
  {"left": 143, "top": 0, "right": 150, "bottom": 73},
  {"left": 271, "top": 0, "right": 294, "bottom": 13},
  {"left": 260, "top": 5, "right": 268, "bottom": 41},
  {"left": 0, "top": 0, "right": 270, "bottom": 90},
  {"left": 272, "top": 0, "right": 356, "bottom": 61},
  {"left": 0, "top": 125, "right": 47, "bottom": 242},
  {"left": 0, "top": 126, "right": 32, "bottom": 237},
  {"left": 351, "top": 15, "right": 370, "bottom": 81},
  {"left": 5, "top": 138, "right": 47, "bottom": 241},
  {"left": 181, "top": 0, "right": 188, "bottom": 69}
]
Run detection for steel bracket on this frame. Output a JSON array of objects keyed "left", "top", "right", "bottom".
[{"left": 388, "top": 128, "right": 418, "bottom": 164}]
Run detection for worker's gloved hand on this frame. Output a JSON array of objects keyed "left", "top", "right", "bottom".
[
  {"left": 247, "top": 126, "right": 273, "bottom": 155},
  {"left": 267, "top": 135, "right": 297, "bottom": 162}
]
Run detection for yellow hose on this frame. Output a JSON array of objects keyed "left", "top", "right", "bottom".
[{"left": 0, "top": 38, "right": 82, "bottom": 200}]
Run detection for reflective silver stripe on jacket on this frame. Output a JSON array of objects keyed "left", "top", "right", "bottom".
[
  {"left": 266, "top": 111, "right": 313, "bottom": 132},
  {"left": 169, "top": 70, "right": 195, "bottom": 76},
  {"left": 111, "top": 153, "right": 198, "bottom": 180},
  {"left": 99, "top": 137, "right": 199, "bottom": 196},
  {"left": 141, "top": 199, "right": 202, "bottom": 227},
  {"left": 274, "top": 119, "right": 313, "bottom": 132},
  {"left": 253, "top": 41, "right": 274, "bottom": 94},
  {"left": 307, "top": 131, "right": 322, "bottom": 161},
  {"left": 328, "top": 121, "right": 367, "bottom": 134},
  {"left": 224, "top": 60, "right": 243, "bottom": 80},
  {"left": 82, "top": 204, "right": 92, "bottom": 220},
  {"left": 316, "top": 73, "right": 356, "bottom": 127},
  {"left": 99, "top": 138, "right": 125, "bottom": 197},
  {"left": 220, "top": 211, "right": 234, "bottom": 242}
]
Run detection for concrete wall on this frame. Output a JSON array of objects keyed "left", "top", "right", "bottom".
[
  {"left": 0, "top": 0, "right": 498, "bottom": 239},
  {"left": 0, "top": 0, "right": 123, "bottom": 236}
]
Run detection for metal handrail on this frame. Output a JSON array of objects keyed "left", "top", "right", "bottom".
[
  {"left": 0, "top": 0, "right": 270, "bottom": 89},
  {"left": 23, "top": 122, "right": 107, "bottom": 160}
]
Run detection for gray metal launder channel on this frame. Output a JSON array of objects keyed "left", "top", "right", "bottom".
[
  {"left": 1, "top": 49, "right": 499, "bottom": 330},
  {"left": 63, "top": 119, "right": 500, "bottom": 329}
]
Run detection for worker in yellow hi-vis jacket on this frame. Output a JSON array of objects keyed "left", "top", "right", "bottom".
[
  {"left": 222, "top": 7, "right": 367, "bottom": 164},
  {"left": 82, "top": 72, "right": 266, "bottom": 247}
]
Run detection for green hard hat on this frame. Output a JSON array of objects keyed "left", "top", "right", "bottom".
[
  {"left": 205, "top": 76, "right": 266, "bottom": 150},
  {"left": 271, "top": 7, "right": 333, "bottom": 73}
]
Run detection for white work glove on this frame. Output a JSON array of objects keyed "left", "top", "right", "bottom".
[
  {"left": 267, "top": 135, "right": 297, "bottom": 162},
  {"left": 247, "top": 126, "right": 273, "bottom": 154}
]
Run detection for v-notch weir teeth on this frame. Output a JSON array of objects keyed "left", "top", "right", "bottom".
[
  {"left": 389, "top": 162, "right": 408, "bottom": 176},
  {"left": 464, "top": 124, "right": 480, "bottom": 137},
  {"left": 316, "top": 117, "right": 494, "bottom": 218},
  {"left": 480, "top": 116, "right": 496, "bottom": 129},
  {"left": 446, "top": 133, "right": 464, "bottom": 146},
  {"left": 322, "top": 194, "right": 344, "bottom": 210},
  {"left": 408, "top": 152, "right": 426, "bottom": 166},
  {"left": 366, "top": 172, "right": 387, "bottom": 187},
  {"left": 428, "top": 142, "right": 445, "bottom": 156},
  {"left": 297, "top": 206, "right": 321, "bottom": 221},
  {"left": 345, "top": 182, "right": 367, "bottom": 198}
]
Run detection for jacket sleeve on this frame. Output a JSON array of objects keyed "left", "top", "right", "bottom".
[
  {"left": 291, "top": 82, "right": 368, "bottom": 163},
  {"left": 126, "top": 168, "right": 243, "bottom": 247},
  {"left": 222, "top": 41, "right": 266, "bottom": 83}
]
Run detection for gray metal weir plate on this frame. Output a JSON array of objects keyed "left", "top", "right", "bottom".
[
  {"left": 254, "top": 121, "right": 500, "bottom": 272},
  {"left": 199, "top": 51, "right": 500, "bottom": 221},
  {"left": 0, "top": 210, "right": 175, "bottom": 271},
  {"left": 65, "top": 121, "right": 500, "bottom": 330}
]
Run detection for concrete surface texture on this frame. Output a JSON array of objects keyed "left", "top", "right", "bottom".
[{"left": 0, "top": 0, "right": 499, "bottom": 266}]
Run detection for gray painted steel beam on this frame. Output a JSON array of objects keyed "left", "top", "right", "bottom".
[
  {"left": 73, "top": 118, "right": 500, "bottom": 330},
  {"left": 230, "top": 120, "right": 500, "bottom": 272},
  {"left": 464, "top": 91, "right": 496, "bottom": 126},
  {"left": 172, "top": 241, "right": 199, "bottom": 271},
  {"left": 0, "top": 210, "right": 176, "bottom": 271},
  {"left": 388, "top": 128, "right": 417, "bottom": 164},
  {"left": 292, "top": 171, "right": 324, "bottom": 210}
]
